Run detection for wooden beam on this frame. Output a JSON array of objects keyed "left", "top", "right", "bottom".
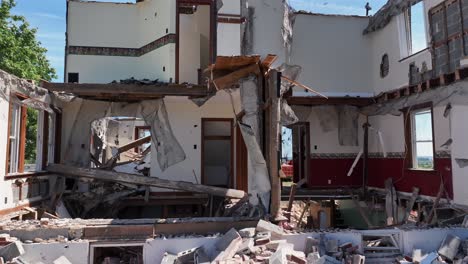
[
  {"left": 212, "top": 63, "right": 260, "bottom": 90},
  {"left": 281, "top": 76, "right": 328, "bottom": 99},
  {"left": 117, "top": 135, "right": 151, "bottom": 154},
  {"left": 47, "top": 164, "right": 246, "bottom": 199},
  {"left": 267, "top": 70, "right": 281, "bottom": 217},
  {"left": 261, "top": 54, "right": 278, "bottom": 69},
  {"left": 404, "top": 187, "right": 419, "bottom": 223},
  {"left": 42, "top": 82, "right": 210, "bottom": 97},
  {"left": 287, "top": 96, "right": 374, "bottom": 107}
]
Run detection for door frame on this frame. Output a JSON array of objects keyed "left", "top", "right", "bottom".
[
  {"left": 176, "top": 0, "right": 217, "bottom": 83},
  {"left": 201, "top": 118, "right": 234, "bottom": 188},
  {"left": 291, "top": 122, "right": 310, "bottom": 184}
]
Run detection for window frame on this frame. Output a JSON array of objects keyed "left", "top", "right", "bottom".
[
  {"left": 134, "top": 125, "right": 151, "bottom": 154},
  {"left": 5, "top": 93, "right": 59, "bottom": 179},
  {"left": 403, "top": 102, "right": 437, "bottom": 171},
  {"left": 399, "top": 1, "right": 429, "bottom": 58}
]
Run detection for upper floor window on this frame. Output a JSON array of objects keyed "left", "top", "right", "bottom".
[
  {"left": 404, "top": 2, "right": 428, "bottom": 55},
  {"left": 404, "top": 104, "right": 435, "bottom": 170}
]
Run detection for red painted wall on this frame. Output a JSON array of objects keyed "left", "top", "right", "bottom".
[
  {"left": 308, "top": 157, "right": 453, "bottom": 198},
  {"left": 308, "top": 158, "right": 363, "bottom": 188},
  {"left": 367, "top": 158, "right": 453, "bottom": 199}
]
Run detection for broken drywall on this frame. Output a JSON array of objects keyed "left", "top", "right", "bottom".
[
  {"left": 0, "top": 69, "right": 55, "bottom": 113},
  {"left": 281, "top": 0, "right": 296, "bottom": 62},
  {"left": 313, "top": 106, "right": 339, "bottom": 133},
  {"left": 62, "top": 98, "right": 185, "bottom": 171},
  {"left": 337, "top": 105, "right": 359, "bottom": 146}
]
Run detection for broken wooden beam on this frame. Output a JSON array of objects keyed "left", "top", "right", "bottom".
[
  {"left": 47, "top": 164, "right": 246, "bottom": 199},
  {"left": 117, "top": 135, "right": 151, "bottom": 154},
  {"left": 212, "top": 63, "right": 261, "bottom": 90},
  {"left": 280, "top": 76, "right": 328, "bottom": 99},
  {"left": 404, "top": 187, "right": 419, "bottom": 223}
]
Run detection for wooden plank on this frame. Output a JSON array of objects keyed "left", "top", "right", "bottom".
[
  {"left": 281, "top": 76, "right": 328, "bottom": 99},
  {"left": 47, "top": 164, "right": 246, "bottom": 199},
  {"left": 42, "top": 82, "right": 210, "bottom": 97},
  {"left": 212, "top": 55, "right": 261, "bottom": 70},
  {"left": 212, "top": 63, "right": 260, "bottom": 90},
  {"left": 426, "top": 183, "right": 444, "bottom": 224},
  {"left": 404, "top": 187, "right": 419, "bottom": 223},
  {"left": 261, "top": 54, "right": 278, "bottom": 69},
  {"left": 117, "top": 135, "right": 151, "bottom": 154},
  {"left": 286, "top": 183, "right": 297, "bottom": 218}
]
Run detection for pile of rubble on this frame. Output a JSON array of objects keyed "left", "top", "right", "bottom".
[
  {"left": 400, "top": 234, "right": 468, "bottom": 264},
  {"left": 161, "top": 220, "right": 364, "bottom": 264}
]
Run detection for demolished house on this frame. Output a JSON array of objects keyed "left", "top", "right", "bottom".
[{"left": 2, "top": 0, "right": 468, "bottom": 263}]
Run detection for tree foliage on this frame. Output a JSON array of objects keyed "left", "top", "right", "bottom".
[
  {"left": 0, "top": 0, "right": 57, "bottom": 81},
  {"left": 25, "top": 107, "right": 38, "bottom": 164}
]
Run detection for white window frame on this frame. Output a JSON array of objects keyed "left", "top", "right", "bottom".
[
  {"left": 398, "top": 1, "right": 428, "bottom": 58},
  {"left": 410, "top": 107, "right": 434, "bottom": 170},
  {"left": 7, "top": 100, "right": 54, "bottom": 175}
]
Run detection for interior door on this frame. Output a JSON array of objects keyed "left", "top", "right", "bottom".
[{"left": 292, "top": 122, "right": 310, "bottom": 184}]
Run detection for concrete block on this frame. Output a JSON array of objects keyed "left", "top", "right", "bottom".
[
  {"left": 255, "top": 220, "right": 284, "bottom": 240},
  {"left": 176, "top": 247, "right": 198, "bottom": 263},
  {"left": 325, "top": 239, "right": 338, "bottom": 253},
  {"left": 161, "top": 252, "right": 177, "bottom": 264},
  {"left": 53, "top": 256, "right": 73, "bottom": 264},
  {"left": 316, "top": 255, "right": 341, "bottom": 264},
  {"left": 307, "top": 252, "right": 320, "bottom": 264},
  {"left": 213, "top": 228, "right": 242, "bottom": 261},
  {"left": 269, "top": 247, "right": 287, "bottom": 264},
  {"left": 438, "top": 234, "right": 461, "bottom": 260},
  {"left": 421, "top": 252, "right": 439, "bottom": 264},
  {"left": 238, "top": 227, "right": 255, "bottom": 238},
  {"left": 351, "top": 254, "right": 365, "bottom": 264},
  {"left": 265, "top": 240, "right": 287, "bottom": 251},
  {"left": 0, "top": 241, "right": 24, "bottom": 261},
  {"left": 216, "top": 228, "right": 241, "bottom": 251},
  {"left": 412, "top": 249, "right": 424, "bottom": 263},
  {"left": 305, "top": 237, "right": 320, "bottom": 255},
  {"left": 194, "top": 248, "right": 210, "bottom": 264},
  {"left": 236, "top": 238, "right": 254, "bottom": 255}
]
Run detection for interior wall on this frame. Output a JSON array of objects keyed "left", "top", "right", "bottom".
[
  {"left": 217, "top": 1, "right": 241, "bottom": 56},
  {"left": 367, "top": 106, "right": 453, "bottom": 197},
  {"left": 291, "top": 14, "right": 373, "bottom": 97},
  {"left": 66, "top": 0, "right": 176, "bottom": 83},
  {"left": 450, "top": 105, "right": 468, "bottom": 205}
]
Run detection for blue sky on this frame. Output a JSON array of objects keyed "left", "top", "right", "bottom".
[{"left": 11, "top": 0, "right": 388, "bottom": 82}]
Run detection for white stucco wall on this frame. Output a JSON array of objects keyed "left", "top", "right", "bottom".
[
  {"left": 291, "top": 14, "right": 373, "bottom": 97},
  {"left": 450, "top": 105, "right": 468, "bottom": 205},
  {"left": 149, "top": 91, "right": 240, "bottom": 191},
  {"left": 367, "top": 0, "right": 444, "bottom": 94},
  {"left": 66, "top": 0, "right": 176, "bottom": 83},
  {"left": 368, "top": 106, "right": 450, "bottom": 154},
  {"left": 0, "top": 98, "right": 13, "bottom": 211}
]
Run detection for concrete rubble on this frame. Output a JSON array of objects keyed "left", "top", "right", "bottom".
[{"left": 159, "top": 220, "right": 363, "bottom": 264}]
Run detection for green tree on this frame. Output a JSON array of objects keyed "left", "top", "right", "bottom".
[
  {"left": 0, "top": 0, "right": 57, "bottom": 81},
  {"left": 25, "top": 107, "right": 38, "bottom": 164}
]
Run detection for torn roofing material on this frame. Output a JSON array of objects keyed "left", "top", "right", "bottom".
[{"left": 363, "top": 0, "right": 422, "bottom": 34}]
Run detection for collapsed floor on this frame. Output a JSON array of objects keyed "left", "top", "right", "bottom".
[{"left": 1, "top": 217, "right": 468, "bottom": 263}]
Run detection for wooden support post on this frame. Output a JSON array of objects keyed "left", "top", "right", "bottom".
[
  {"left": 426, "top": 182, "right": 444, "bottom": 224},
  {"left": 47, "top": 164, "right": 246, "bottom": 199},
  {"left": 286, "top": 183, "right": 297, "bottom": 220},
  {"left": 363, "top": 122, "right": 370, "bottom": 195},
  {"left": 404, "top": 187, "right": 419, "bottom": 223},
  {"left": 266, "top": 70, "right": 281, "bottom": 217}
]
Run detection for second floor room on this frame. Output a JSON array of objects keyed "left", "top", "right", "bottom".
[{"left": 64, "top": 0, "right": 467, "bottom": 97}]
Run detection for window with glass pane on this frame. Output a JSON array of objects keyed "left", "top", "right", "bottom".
[
  {"left": 411, "top": 108, "right": 434, "bottom": 169},
  {"left": 8, "top": 104, "right": 21, "bottom": 173},
  {"left": 409, "top": 2, "right": 427, "bottom": 54}
]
